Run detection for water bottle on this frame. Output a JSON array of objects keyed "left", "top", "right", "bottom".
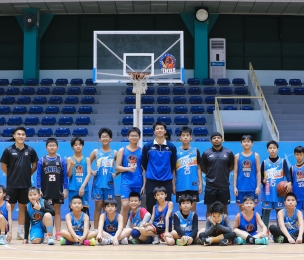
[{"left": 265, "top": 179, "right": 270, "bottom": 195}]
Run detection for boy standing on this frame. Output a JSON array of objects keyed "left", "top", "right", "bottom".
[
  {"left": 36, "top": 137, "right": 68, "bottom": 240},
  {"left": 175, "top": 126, "right": 202, "bottom": 212}
]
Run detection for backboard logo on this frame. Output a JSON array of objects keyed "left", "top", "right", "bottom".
[{"left": 159, "top": 54, "right": 176, "bottom": 73}]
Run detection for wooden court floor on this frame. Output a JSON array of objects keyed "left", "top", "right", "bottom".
[{"left": 1, "top": 221, "right": 304, "bottom": 260}]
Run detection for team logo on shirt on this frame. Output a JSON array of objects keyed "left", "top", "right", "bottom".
[
  {"left": 127, "top": 155, "right": 138, "bottom": 168},
  {"left": 25, "top": 152, "right": 28, "bottom": 156},
  {"left": 296, "top": 171, "right": 304, "bottom": 182},
  {"left": 245, "top": 223, "right": 255, "bottom": 232},
  {"left": 32, "top": 212, "right": 43, "bottom": 221},
  {"left": 75, "top": 165, "right": 84, "bottom": 177},
  {"left": 242, "top": 160, "right": 252, "bottom": 177},
  {"left": 107, "top": 224, "right": 117, "bottom": 232}
]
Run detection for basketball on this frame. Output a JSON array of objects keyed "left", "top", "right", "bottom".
[
  {"left": 277, "top": 181, "right": 288, "bottom": 197},
  {"left": 131, "top": 229, "right": 141, "bottom": 239}
]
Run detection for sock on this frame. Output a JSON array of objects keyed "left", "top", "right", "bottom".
[
  {"left": 18, "top": 225, "right": 24, "bottom": 233},
  {"left": 262, "top": 209, "right": 271, "bottom": 228},
  {"left": 246, "top": 235, "right": 256, "bottom": 244},
  {"left": 211, "top": 234, "right": 224, "bottom": 244},
  {"left": 46, "top": 226, "right": 53, "bottom": 236}
]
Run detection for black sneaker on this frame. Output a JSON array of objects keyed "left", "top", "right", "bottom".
[{"left": 219, "top": 238, "right": 230, "bottom": 246}]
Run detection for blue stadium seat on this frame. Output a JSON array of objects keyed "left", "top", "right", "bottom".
[
  {"left": 45, "top": 106, "right": 59, "bottom": 114},
  {"left": 0, "top": 106, "right": 11, "bottom": 114},
  {"left": 157, "top": 116, "right": 172, "bottom": 125},
  {"left": 141, "top": 96, "right": 155, "bottom": 104},
  {"left": 70, "top": 78, "right": 83, "bottom": 86},
  {"left": 78, "top": 106, "right": 93, "bottom": 114},
  {"left": 188, "top": 87, "right": 202, "bottom": 95},
  {"left": 61, "top": 106, "right": 76, "bottom": 114},
  {"left": 274, "top": 78, "right": 288, "bottom": 86},
  {"left": 25, "top": 79, "right": 39, "bottom": 86},
  {"left": 145, "top": 87, "right": 155, "bottom": 95},
  {"left": 187, "top": 78, "right": 200, "bottom": 85},
  {"left": 54, "top": 127, "right": 71, "bottom": 137},
  {"left": 67, "top": 87, "right": 81, "bottom": 95},
  {"left": 10, "top": 79, "right": 23, "bottom": 86},
  {"left": 234, "top": 87, "right": 248, "bottom": 95},
  {"left": 157, "top": 96, "right": 171, "bottom": 104},
  {"left": 202, "top": 78, "right": 215, "bottom": 86},
  {"left": 189, "top": 96, "right": 203, "bottom": 104},
  {"left": 85, "top": 79, "right": 96, "bottom": 86},
  {"left": 49, "top": 96, "right": 63, "bottom": 104},
  {"left": 122, "top": 116, "right": 133, "bottom": 125},
  {"left": 217, "top": 78, "right": 231, "bottom": 85},
  {"left": 142, "top": 106, "right": 155, "bottom": 114},
  {"left": 12, "top": 106, "right": 27, "bottom": 114},
  {"left": 7, "top": 116, "right": 23, "bottom": 125},
  {"left": 143, "top": 116, "right": 154, "bottom": 125},
  {"left": 121, "top": 139, "right": 129, "bottom": 142},
  {"left": 41, "top": 116, "right": 56, "bottom": 125},
  {"left": 166, "top": 127, "right": 173, "bottom": 135},
  {"left": 221, "top": 98, "right": 235, "bottom": 104},
  {"left": 173, "top": 106, "right": 188, "bottom": 114},
  {"left": 143, "top": 127, "right": 153, "bottom": 136},
  {"left": 157, "top": 87, "right": 170, "bottom": 95},
  {"left": 123, "top": 106, "right": 135, "bottom": 114},
  {"left": 32, "top": 96, "right": 47, "bottom": 104},
  {"left": 191, "top": 116, "right": 206, "bottom": 125},
  {"left": 55, "top": 79, "right": 68, "bottom": 86},
  {"left": 294, "top": 87, "right": 304, "bottom": 95},
  {"left": 124, "top": 96, "right": 136, "bottom": 104},
  {"left": 37, "top": 128, "right": 53, "bottom": 137},
  {"left": 65, "top": 96, "right": 79, "bottom": 104},
  {"left": 195, "top": 138, "right": 209, "bottom": 142},
  {"left": 289, "top": 79, "right": 302, "bottom": 86},
  {"left": 173, "top": 96, "right": 187, "bottom": 104},
  {"left": 6, "top": 87, "right": 20, "bottom": 95},
  {"left": 40, "top": 78, "right": 53, "bottom": 86},
  {"left": 223, "top": 106, "right": 237, "bottom": 110},
  {"left": 0, "top": 79, "right": 9, "bottom": 86},
  {"left": 278, "top": 87, "right": 292, "bottom": 95},
  {"left": 81, "top": 96, "right": 95, "bottom": 104},
  {"left": 172, "top": 87, "right": 186, "bottom": 95},
  {"left": 17, "top": 96, "right": 31, "bottom": 104},
  {"left": 75, "top": 116, "right": 91, "bottom": 125},
  {"left": 58, "top": 116, "right": 74, "bottom": 125},
  {"left": 21, "top": 87, "right": 35, "bottom": 95},
  {"left": 2, "top": 127, "right": 14, "bottom": 137},
  {"left": 193, "top": 127, "right": 209, "bottom": 136},
  {"left": 1, "top": 97, "right": 15, "bottom": 104},
  {"left": 126, "top": 87, "right": 133, "bottom": 95},
  {"left": 72, "top": 127, "right": 88, "bottom": 137},
  {"left": 0, "top": 88, "right": 4, "bottom": 95},
  {"left": 24, "top": 116, "right": 40, "bottom": 125},
  {"left": 219, "top": 87, "right": 233, "bottom": 95},
  {"left": 157, "top": 106, "right": 171, "bottom": 114},
  {"left": 83, "top": 87, "right": 97, "bottom": 95},
  {"left": 205, "top": 96, "right": 215, "bottom": 104},
  {"left": 207, "top": 106, "right": 215, "bottom": 114},
  {"left": 203, "top": 87, "right": 217, "bottom": 95},
  {"left": 190, "top": 106, "right": 205, "bottom": 114},
  {"left": 121, "top": 127, "right": 130, "bottom": 136},
  {"left": 238, "top": 98, "right": 251, "bottom": 104},
  {"left": 174, "top": 116, "right": 189, "bottom": 125},
  {"left": 36, "top": 87, "right": 50, "bottom": 95},
  {"left": 25, "top": 127, "right": 35, "bottom": 137},
  {"left": 241, "top": 106, "right": 253, "bottom": 110},
  {"left": 175, "top": 127, "right": 181, "bottom": 136},
  {"left": 52, "top": 87, "right": 66, "bottom": 95},
  {"left": 0, "top": 117, "right": 5, "bottom": 125},
  {"left": 232, "top": 78, "right": 246, "bottom": 85},
  {"left": 28, "top": 106, "right": 43, "bottom": 114}
]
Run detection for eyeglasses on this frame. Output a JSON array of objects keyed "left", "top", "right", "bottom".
[
  {"left": 47, "top": 145, "right": 57, "bottom": 148},
  {"left": 100, "top": 135, "right": 110, "bottom": 139},
  {"left": 129, "top": 135, "right": 139, "bottom": 138}
]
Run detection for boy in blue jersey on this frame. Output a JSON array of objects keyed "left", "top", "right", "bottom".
[
  {"left": 233, "top": 135, "right": 261, "bottom": 211},
  {"left": 269, "top": 192, "right": 304, "bottom": 244},
  {"left": 0, "top": 185, "right": 12, "bottom": 245},
  {"left": 116, "top": 127, "right": 145, "bottom": 225},
  {"left": 67, "top": 137, "right": 92, "bottom": 217},
  {"left": 260, "top": 140, "right": 292, "bottom": 228},
  {"left": 175, "top": 126, "right": 202, "bottom": 212},
  {"left": 290, "top": 146, "right": 304, "bottom": 211},
  {"left": 89, "top": 128, "right": 117, "bottom": 229},
  {"left": 166, "top": 194, "right": 198, "bottom": 246},
  {"left": 60, "top": 196, "right": 96, "bottom": 246},
  {"left": 36, "top": 138, "right": 68, "bottom": 240}
]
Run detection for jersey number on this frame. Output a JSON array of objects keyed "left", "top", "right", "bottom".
[
  {"left": 49, "top": 175, "right": 56, "bottom": 182},
  {"left": 298, "top": 182, "right": 304, "bottom": 187}
]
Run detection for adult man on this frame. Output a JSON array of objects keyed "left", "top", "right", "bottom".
[
  {"left": 201, "top": 132, "right": 234, "bottom": 218},
  {"left": 0, "top": 126, "right": 38, "bottom": 239},
  {"left": 142, "top": 121, "right": 177, "bottom": 213}
]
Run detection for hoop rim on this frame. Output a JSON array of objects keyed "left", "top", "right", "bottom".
[{"left": 128, "top": 72, "right": 151, "bottom": 80}]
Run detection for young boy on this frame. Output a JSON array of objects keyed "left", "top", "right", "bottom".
[
  {"left": 260, "top": 140, "right": 292, "bottom": 228},
  {"left": 90, "top": 128, "right": 117, "bottom": 230},
  {"left": 175, "top": 126, "right": 202, "bottom": 212},
  {"left": 94, "top": 198, "right": 128, "bottom": 245},
  {"left": 233, "top": 135, "right": 261, "bottom": 210},
  {"left": 140, "top": 186, "right": 174, "bottom": 245},
  {"left": 269, "top": 192, "right": 304, "bottom": 244},
  {"left": 36, "top": 138, "right": 68, "bottom": 240},
  {"left": 290, "top": 146, "right": 304, "bottom": 211},
  {"left": 199, "top": 201, "right": 236, "bottom": 246},
  {"left": 166, "top": 194, "right": 198, "bottom": 246},
  {"left": 60, "top": 196, "right": 96, "bottom": 246},
  {"left": 0, "top": 185, "right": 12, "bottom": 245},
  {"left": 116, "top": 127, "right": 145, "bottom": 225},
  {"left": 67, "top": 137, "right": 92, "bottom": 217}
]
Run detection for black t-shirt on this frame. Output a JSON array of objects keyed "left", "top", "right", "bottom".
[{"left": 0, "top": 144, "right": 38, "bottom": 188}]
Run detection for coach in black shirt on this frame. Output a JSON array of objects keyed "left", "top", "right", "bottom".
[
  {"left": 201, "top": 132, "right": 234, "bottom": 218},
  {"left": 0, "top": 126, "right": 38, "bottom": 239}
]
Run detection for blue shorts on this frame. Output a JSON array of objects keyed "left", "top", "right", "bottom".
[
  {"left": 69, "top": 190, "right": 89, "bottom": 207},
  {"left": 91, "top": 186, "right": 115, "bottom": 201},
  {"left": 236, "top": 191, "right": 258, "bottom": 205},
  {"left": 261, "top": 201, "right": 284, "bottom": 209},
  {"left": 296, "top": 201, "right": 304, "bottom": 211},
  {"left": 30, "top": 222, "right": 45, "bottom": 243},
  {"left": 120, "top": 186, "right": 142, "bottom": 200},
  {"left": 141, "top": 236, "right": 153, "bottom": 244}
]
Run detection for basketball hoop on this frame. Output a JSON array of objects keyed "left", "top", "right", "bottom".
[{"left": 128, "top": 72, "right": 151, "bottom": 94}]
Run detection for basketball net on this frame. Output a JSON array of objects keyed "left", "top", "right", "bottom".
[{"left": 128, "top": 72, "right": 151, "bottom": 94}]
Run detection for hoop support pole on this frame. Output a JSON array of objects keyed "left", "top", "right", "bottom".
[{"left": 133, "top": 106, "right": 143, "bottom": 148}]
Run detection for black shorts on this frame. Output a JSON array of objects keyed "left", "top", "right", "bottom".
[
  {"left": 176, "top": 190, "right": 200, "bottom": 203},
  {"left": 6, "top": 187, "right": 29, "bottom": 204},
  {"left": 44, "top": 198, "right": 64, "bottom": 205},
  {"left": 204, "top": 186, "right": 230, "bottom": 205},
  {"left": 152, "top": 225, "right": 172, "bottom": 235}
]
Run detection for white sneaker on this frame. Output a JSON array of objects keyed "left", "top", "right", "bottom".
[
  {"left": 17, "top": 232, "right": 24, "bottom": 240},
  {"left": 120, "top": 237, "right": 128, "bottom": 245},
  {"left": 0, "top": 235, "right": 6, "bottom": 245},
  {"left": 98, "top": 238, "right": 112, "bottom": 245},
  {"left": 152, "top": 235, "right": 160, "bottom": 245},
  {"left": 47, "top": 236, "right": 55, "bottom": 245}
]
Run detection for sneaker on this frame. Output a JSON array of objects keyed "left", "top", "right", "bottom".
[
  {"left": 234, "top": 237, "right": 246, "bottom": 245},
  {"left": 43, "top": 233, "right": 48, "bottom": 244},
  {"left": 55, "top": 231, "right": 61, "bottom": 241},
  {"left": 194, "top": 237, "right": 201, "bottom": 244},
  {"left": 152, "top": 235, "right": 160, "bottom": 245},
  {"left": 59, "top": 238, "right": 73, "bottom": 245},
  {"left": 255, "top": 237, "right": 268, "bottom": 245},
  {"left": 47, "top": 236, "right": 55, "bottom": 245},
  {"left": 131, "top": 238, "right": 141, "bottom": 244},
  {"left": 176, "top": 238, "right": 187, "bottom": 246},
  {"left": 120, "top": 237, "right": 128, "bottom": 245},
  {"left": 98, "top": 238, "right": 112, "bottom": 245},
  {"left": 0, "top": 235, "right": 6, "bottom": 245},
  {"left": 17, "top": 231, "right": 24, "bottom": 240},
  {"left": 275, "top": 236, "right": 284, "bottom": 244},
  {"left": 201, "top": 237, "right": 212, "bottom": 246},
  {"left": 219, "top": 238, "right": 230, "bottom": 246}
]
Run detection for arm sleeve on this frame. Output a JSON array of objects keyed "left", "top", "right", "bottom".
[
  {"left": 190, "top": 213, "right": 198, "bottom": 239},
  {"left": 229, "top": 151, "right": 235, "bottom": 168},
  {"left": 30, "top": 148, "right": 39, "bottom": 163},
  {"left": 141, "top": 213, "right": 151, "bottom": 226},
  {"left": 173, "top": 213, "right": 185, "bottom": 237},
  {"left": 204, "top": 218, "right": 217, "bottom": 236},
  {"left": 62, "top": 159, "right": 68, "bottom": 189},
  {"left": 216, "top": 216, "right": 233, "bottom": 233},
  {"left": 40, "top": 200, "right": 55, "bottom": 216},
  {"left": 260, "top": 161, "right": 265, "bottom": 186},
  {"left": 170, "top": 144, "right": 177, "bottom": 173},
  {"left": 24, "top": 210, "right": 30, "bottom": 240},
  {"left": 283, "top": 160, "right": 291, "bottom": 182},
  {"left": 196, "top": 149, "right": 201, "bottom": 166},
  {"left": 141, "top": 144, "right": 149, "bottom": 171},
  {"left": 200, "top": 152, "right": 207, "bottom": 173},
  {"left": 290, "top": 167, "right": 293, "bottom": 184},
  {"left": 0, "top": 148, "right": 10, "bottom": 164},
  {"left": 36, "top": 158, "right": 42, "bottom": 189}
]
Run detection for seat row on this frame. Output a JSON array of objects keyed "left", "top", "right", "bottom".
[
  {"left": 0, "top": 78, "right": 96, "bottom": 86},
  {"left": 274, "top": 79, "right": 304, "bottom": 86},
  {"left": 187, "top": 78, "right": 246, "bottom": 86},
  {"left": 122, "top": 115, "right": 207, "bottom": 125},
  {"left": 1, "top": 96, "right": 95, "bottom": 105},
  {"left": 277, "top": 87, "right": 304, "bottom": 95},
  {"left": 121, "top": 138, "right": 209, "bottom": 142},
  {"left": 0, "top": 105, "right": 93, "bottom": 114}
]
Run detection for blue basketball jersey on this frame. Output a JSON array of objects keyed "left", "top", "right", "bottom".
[
  {"left": 176, "top": 147, "right": 199, "bottom": 192},
  {"left": 121, "top": 146, "right": 143, "bottom": 187},
  {"left": 93, "top": 149, "right": 115, "bottom": 189},
  {"left": 27, "top": 198, "right": 45, "bottom": 226},
  {"left": 283, "top": 208, "right": 299, "bottom": 235},
  {"left": 263, "top": 158, "right": 286, "bottom": 203},
  {"left": 70, "top": 212, "right": 85, "bottom": 236},
  {"left": 103, "top": 213, "right": 119, "bottom": 236},
  {"left": 237, "top": 153, "right": 257, "bottom": 191},
  {"left": 175, "top": 211, "right": 194, "bottom": 236},
  {"left": 68, "top": 156, "right": 89, "bottom": 192},
  {"left": 0, "top": 201, "right": 8, "bottom": 221},
  {"left": 153, "top": 202, "right": 172, "bottom": 230},
  {"left": 291, "top": 165, "right": 304, "bottom": 201},
  {"left": 239, "top": 211, "right": 257, "bottom": 235},
  {"left": 129, "top": 207, "right": 149, "bottom": 227}
]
